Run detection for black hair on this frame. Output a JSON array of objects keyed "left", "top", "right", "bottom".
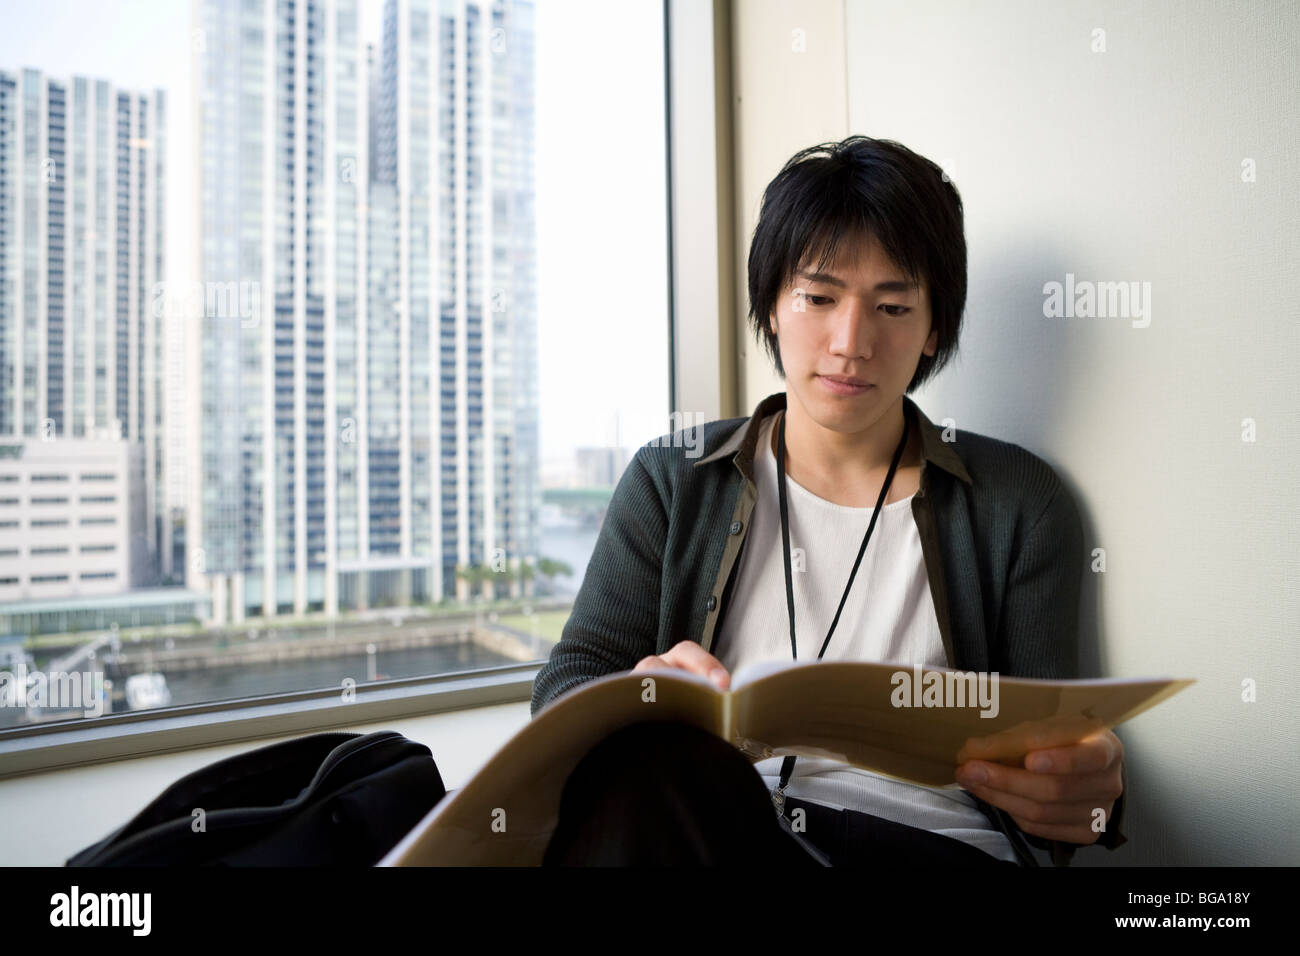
[{"left": 746, "top": 135, "right": 967, "bottom": 393}]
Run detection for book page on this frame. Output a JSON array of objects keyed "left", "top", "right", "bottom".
[{"left": 731, "top": 660, "right": 1193, "bottom": 787}]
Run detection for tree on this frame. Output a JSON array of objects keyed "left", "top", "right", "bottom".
[{"left": 535, "top": 557, "right": 573, "bottom": 595}]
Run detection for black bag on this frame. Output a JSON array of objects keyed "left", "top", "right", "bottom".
[{"left": 66, "top": 730, "right": 446, "bottom": 866}]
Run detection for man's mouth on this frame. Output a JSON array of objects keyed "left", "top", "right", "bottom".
[{"left": 819, "top": 374, "right": 873, "bottom": 394}]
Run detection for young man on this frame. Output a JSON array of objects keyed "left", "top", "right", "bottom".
[{"left": 532, "top": 136, "right": 1127, "bottom": 867}]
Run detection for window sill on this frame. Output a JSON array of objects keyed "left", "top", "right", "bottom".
[{"left": 0, "top": 662, "right": 540, "bottom": 780}]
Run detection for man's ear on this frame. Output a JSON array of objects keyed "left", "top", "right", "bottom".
[{"left": 923, "top": 327, "right": 938, "bottom": 356}]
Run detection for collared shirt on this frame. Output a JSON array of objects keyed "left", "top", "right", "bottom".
[
  {"left": 531, "top": 389, "right": 1129, "bottom": 866},
  {"left": 690, "top": 391, "right": 972, "bottom": 669}
]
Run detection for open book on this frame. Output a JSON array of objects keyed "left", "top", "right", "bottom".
[{"left": 379, "top": 658, "right": 1193, "bottom": 866}]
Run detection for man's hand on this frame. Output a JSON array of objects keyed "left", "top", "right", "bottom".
[
  {"left": 633, "top": 640, "right": 731, "bottom": 690},
  {"left": 954, "top": 729, "right": 1124, "bottom": 846}
]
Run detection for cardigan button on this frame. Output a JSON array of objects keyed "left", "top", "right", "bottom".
[
  {"left": 728, "top": 520, "right": 742, "bottom": 534},
  {"left": 706, "top": 595, "right": 717, "bottom": 612}
]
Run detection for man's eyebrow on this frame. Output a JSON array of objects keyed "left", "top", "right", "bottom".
[{"left": 796, "top": 270, "right": 918, "bottom": 293}]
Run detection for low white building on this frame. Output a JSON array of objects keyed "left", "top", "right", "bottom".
[{"left": 0, "top": 438, "right": 150, "bottom": 603}]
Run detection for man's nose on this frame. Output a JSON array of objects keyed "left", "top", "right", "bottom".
[{"left": 828, "top": 298, "right": 874, "bottom": 356}]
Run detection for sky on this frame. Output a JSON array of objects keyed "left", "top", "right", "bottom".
[{"left": 0, "top": 0, "right": 671, "bottom": 473}]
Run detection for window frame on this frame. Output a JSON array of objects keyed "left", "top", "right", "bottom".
[{"left": 0, "top": 662, "right": 538, "bottom": 780}]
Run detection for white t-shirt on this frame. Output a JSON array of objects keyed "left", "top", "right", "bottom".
[{"left": 712, "top": 413, "right": 1018, "bottom": 863}]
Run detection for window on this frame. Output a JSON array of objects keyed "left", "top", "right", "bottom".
[{"left": 0, "top": 0, "right": 672, "bottom": 740}]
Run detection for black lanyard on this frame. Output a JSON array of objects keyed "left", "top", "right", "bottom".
[{"left": 771, "top": 405, "right": 911, "bottom": 816}]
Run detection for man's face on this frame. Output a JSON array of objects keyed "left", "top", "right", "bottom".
[{"left": 769, "top": 232, "right": 938, "bottom": 430}]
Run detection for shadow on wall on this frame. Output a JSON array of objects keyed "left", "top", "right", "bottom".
[{"left": 954, "top": 233, "right": 1163, "bottom": 866}]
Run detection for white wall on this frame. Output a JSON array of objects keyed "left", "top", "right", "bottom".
[
  {"left": 732, "top": 0, "right": 849, "bottom": 408},
  {"left": 840, "top": 0, "right": 1299, "bottom": 864}
]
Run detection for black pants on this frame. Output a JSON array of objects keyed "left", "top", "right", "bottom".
[{"left": 543, "top": 719, "right": 1021, "bottom": 867}]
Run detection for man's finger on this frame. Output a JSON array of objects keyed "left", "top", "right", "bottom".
[
  {"left": 957, "top": 760, "right": 1123, "bottom": 805},
  {"left": 662, "top": 641, "right": 730, "bottom": 688},
  {"left": 1023, "top": 730, "right": 1122, "bottom": 775}
]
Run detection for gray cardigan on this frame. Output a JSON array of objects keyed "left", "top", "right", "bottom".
[{"left": 531, "top": 390, "right": 1128, "bottom": 866}]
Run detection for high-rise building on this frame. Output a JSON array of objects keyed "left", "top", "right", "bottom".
[
  {"left": 193, "top": 0, "right": 361, "bottom": 621},
  {"left": 194, "top": 0, "right": 537, "bottom": 623},
  {"left": 0, "top": 68, "right": 167, "bottom": 583}
]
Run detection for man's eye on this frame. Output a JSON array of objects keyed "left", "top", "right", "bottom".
[
  {"left": 881, "top": 305, "right": 910, "bottom": 316},
  {"left": 805, "top": 295, "right": 832, "bottom": 306}
]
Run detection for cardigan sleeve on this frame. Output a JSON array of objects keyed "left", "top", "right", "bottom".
[
  {"left": 993, "top": 476, "right": 1130, "bottom": 865},
  {"left": 530, "top": 447, "right": 668, "bottom": 717}
]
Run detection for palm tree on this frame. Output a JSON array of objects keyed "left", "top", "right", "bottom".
[{"left": 535, "top": 557, "right": 573, "bottom": 595}]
